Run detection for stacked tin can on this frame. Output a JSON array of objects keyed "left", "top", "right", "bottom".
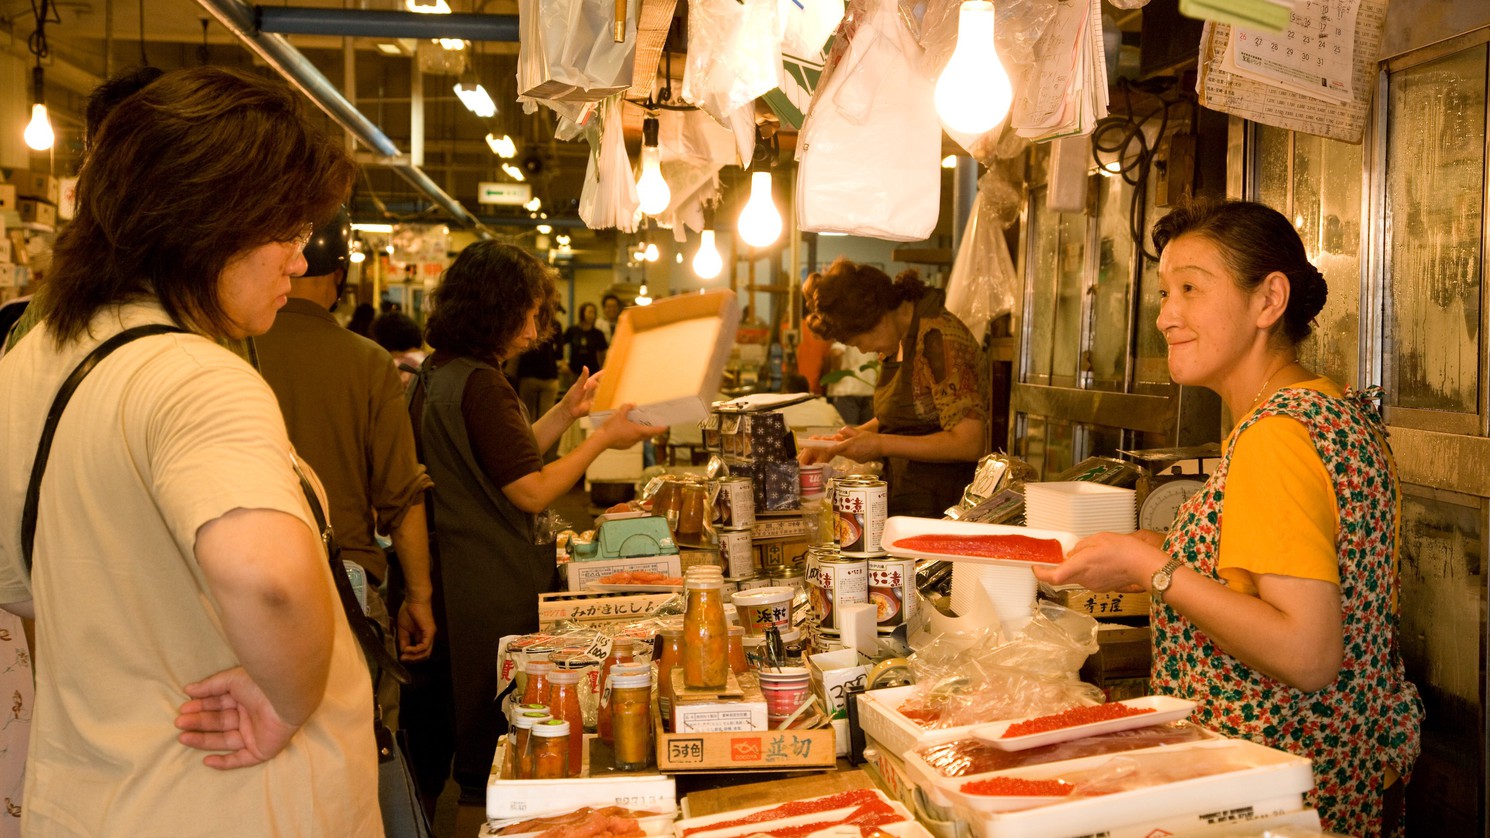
[{"left": 820, "top": 476, "right": 916, "bottom": 635}]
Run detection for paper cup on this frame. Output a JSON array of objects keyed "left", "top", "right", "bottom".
[{"left": 732, "top": 586, "right": 796, "bottom": 637}]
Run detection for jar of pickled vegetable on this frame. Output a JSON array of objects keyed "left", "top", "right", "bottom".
[
  {"left": 521, "top": 659, "right": 554, "bottom": 706},
  {"left": 529, "top": 719, "right": 570, "bottom": 779},
  {"left": 596, "top": 638, "right": 636, "bottom": 743},
  {"left": 682, "top": 566, "right": 729, "bottom": 689},
  {"left": 610, "top": 669, "right": 654, "bottom": 771},
  {"left": 656, "top": 626, "right": 683, "bottom": 724},
  {"left": 509, "top": 710, "right": 550, "bottom": 779},
  {"left": 545, "top": 670, "right": 585, "bottom": 776},
  {"left": 727, "top": 625, "right": 748, "bottom": 675}
]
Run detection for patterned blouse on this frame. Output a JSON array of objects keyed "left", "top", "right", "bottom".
[{"left": 877, "top": 290, "right": 987, "bottom": 434}]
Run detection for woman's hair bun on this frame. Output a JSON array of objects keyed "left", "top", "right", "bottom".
[
  {"left": 1287, "top": 265, "right": 1328, "bottom": 330},
  {"left": 893, "top": 269, "right": 927, "bottom": 302}
]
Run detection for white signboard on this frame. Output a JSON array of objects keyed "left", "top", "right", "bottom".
[{"left": 477, "top": 181, "right": 532, "bottom": 206}]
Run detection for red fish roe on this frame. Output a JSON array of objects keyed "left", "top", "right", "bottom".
[
  {"left": 961, "top": 777, "right": 1075, "bottom": 797},
  {"left": 1001, "top": 703, "right": 1156, "bottom": 738},
  {"left": 891, "top": 534, "right": 1064, "bottom": 564},
  {"left": 680, "top": 790, "right": 882, "bottom": 837}
]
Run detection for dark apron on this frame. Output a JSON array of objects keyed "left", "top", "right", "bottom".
[{"left": 873, "top": 303, "right": 977, "bottom": 519}]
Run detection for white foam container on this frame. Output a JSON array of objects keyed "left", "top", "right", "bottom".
[
  {"left": 881, "top": 517, "right": 1079, "bottom": 565},
  {"left": 674, "top": 789, "right": 932, "bottom": 838},
  {"left": 855, "top": 685, "right": 989, "bottom": 757},
  {"left": 483, "top": 810, "right": 676, "bottom": 837},
  {"left": 487, "top": 737, "right": 677, "bottom": 821}
]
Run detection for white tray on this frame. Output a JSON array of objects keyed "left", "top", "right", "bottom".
[
  {"left": 970, "top": 696, "right": 1196, "bottom": 751},
  {"left": 485, "top": 810, "right": 675, "bottom": 837},
  {"left": 674, "top": 788, "right": 930, "bottom": 838},
  {"left": 881, "top": 517, "right": 1079, "bottom": 566},
  {"left": 855, "top": 685, "right": 990, "bottom": 757}
]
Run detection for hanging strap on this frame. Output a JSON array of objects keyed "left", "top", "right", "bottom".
[{"left": 21, "top": 323, "right": 409, "bottom": 684}]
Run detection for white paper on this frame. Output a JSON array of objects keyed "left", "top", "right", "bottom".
[{"left": 1221, "top": 0, "right": 1359, "bottom": 104}]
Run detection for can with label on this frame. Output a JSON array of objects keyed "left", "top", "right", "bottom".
[
  {"left": 735, "top": 575, "right": 774, "bottom": 591},
  {"left": 805, "top": 545, "right": 867, "bottom": 633},
  {"left": 868, "top": 556, "right": 917, "bottom": 631},
  {"left": 714, "top": 475, "right": 755, "bottom": 531},
  {"left": 770, "top": 565, "right": 806, "bottom": 599},
  {"left": 833, "top": 477, "right": 888, "bottom": 556},
  {"left": 719, "top": 529, "right": 756, "bottom": 578}
]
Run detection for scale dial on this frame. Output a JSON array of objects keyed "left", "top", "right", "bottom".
[{"left": 1138, "top": 478, "right": 1208, "bottom": 533}]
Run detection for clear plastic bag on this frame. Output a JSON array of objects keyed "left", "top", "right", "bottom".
[
  {"left": 779, "top": 0, "right": 846, "bottom": 58},
  {"left": 683, "top": 0, "right": 782, "bottom": 126},
  {"left": 944, "top": 189, "right": 1019, "bottom": 344},
  {"left": 578, "top": 96, "right": 640, "bottom": 232},
  {"left": 517, "top": 0, "right": 639, "bottom": 103}
]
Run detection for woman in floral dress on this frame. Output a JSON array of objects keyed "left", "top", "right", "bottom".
[{"left": 1036, "top": 200, "right": 1422, "bottom": 837}]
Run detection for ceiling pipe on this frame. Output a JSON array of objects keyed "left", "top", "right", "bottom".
[
  {"left": 257, "top": 7, "right": 518, "bottom": 40},
  {"left": 194, "top": 0, "right": 493, "bottom": 237}
]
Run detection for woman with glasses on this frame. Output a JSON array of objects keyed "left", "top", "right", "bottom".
[{"left": 0, "top": 67, "right": 378, "bottom": 833}]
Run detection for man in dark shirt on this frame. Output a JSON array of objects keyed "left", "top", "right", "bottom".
[{"left": 563, "top": 301, "right": 608, "bottom": 378}]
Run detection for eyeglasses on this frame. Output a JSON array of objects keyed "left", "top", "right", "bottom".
[{"left": 289, "top": 223, "right": 316, "bottom": 254}]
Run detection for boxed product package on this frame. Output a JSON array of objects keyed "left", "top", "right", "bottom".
[
  {"left": 591, "top": 290, "right": 739, "bottom": 427},
  {"left": 671, "top": 670, "right": 768, "bottom": 733},
  {"left": 729, "top": 458, "right": 800, "bottom": 512},
  {"left": 653, "top": 705, "right": 836, "bottom": 772},
  {"left": 15, "top": 171, "right": 59, "bottom": 204},
  {"left": 720, "top": 412, "right": 796, "bottom": 462},
  {"left": 17, "top": 199, "right": 56, "bottom": 228},
  {"left": 0, "top": 183, "right": 16, "bottom": 211}
]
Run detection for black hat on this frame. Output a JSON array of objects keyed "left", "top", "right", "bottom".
[{"left": 300, "top": 207, "right": 351, "bottom": 278}]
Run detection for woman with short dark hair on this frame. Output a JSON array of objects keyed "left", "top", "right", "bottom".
[
  {"left": 799, "top": 257, "right": 988, "bottom": 516},
  {"left": 405, "top": 241, "right": 662, "bottom": 806},
  {"left": 1037, "top": 200, "right": 1423, "bottom": 837},
  {"left": 0, "top": 66, "right": 377, "bottom": 833}
]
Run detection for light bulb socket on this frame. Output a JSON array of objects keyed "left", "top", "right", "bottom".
[
  {"left": 31, "top": 66, "right": 45, "bottom": 106},
  {"left": 642, "top": 115, "right": 660, "bottom": 148}
]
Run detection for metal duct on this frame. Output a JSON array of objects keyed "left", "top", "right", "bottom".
[
  {"left": 257, "top": 8, "right": 518, "bottom": 40},
  {"left": 194, "top": 0, "right": 493, "bottom": 236}
]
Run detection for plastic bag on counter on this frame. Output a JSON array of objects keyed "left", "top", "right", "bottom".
[
  {"left": 517, "top": 0, "right": 639, "bottom": 103},
  {"left": 779, "top": 0, "right": 845, "bottom": 58},
  {"left": 795, "top": 0, "right": 940, "bottom": 241},
  {"left": 578, "top": 95, "right": 640, "bottom": 232},
  {"left": 683, "top": 0, "right": 782, "bottom": 125},
  {"left": 911, "top": 721, "right": 1214, "bottom": 778}
]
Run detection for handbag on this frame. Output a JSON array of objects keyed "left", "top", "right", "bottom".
[{"left": 21, "top": 324, "right": 412, "bottom": 686}]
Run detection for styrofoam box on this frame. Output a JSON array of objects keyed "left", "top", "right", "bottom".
[
  {"left": 856, "top": 685, "right": 988, "bottom": 757},
  {"left": 939, "top": 738, "right": 1314, "bottom": 838},
  {"left": 482, "top": 811, "right": 676, "bottom": 837},
  {"left": 487, "top": 738, "right": 677, "bottom": 821},
  {"left": 565, "top": 554, "right": 682, "bottom": 592}
]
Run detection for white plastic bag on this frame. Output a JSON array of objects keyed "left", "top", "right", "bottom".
[
  {"left": 518, "top": 0, "right": 639, "bottom": 103},
  {"left": 795, "top": 0, "right": 941, "bottom": 241},
  {"left": 578, "top": 96, "right": 640, "bottom": 231},
  {"left": 945, "top": 204, "right": 1017, "bottom": 344},
  {"left": 683, "top": 0, "right": 782, "bottom": 125},
  {"left": 779, "top": 0, "right": 845, "bottom": 58}
]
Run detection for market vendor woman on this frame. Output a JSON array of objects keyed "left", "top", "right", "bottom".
[
  {"left": 798, "top": 259, "right": 988, "bottom": 517},
  {"left": 1036, "top": 200, "right": 1422, "bottom": 837}
]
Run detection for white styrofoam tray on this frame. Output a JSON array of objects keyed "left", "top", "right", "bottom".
[
  {"left": 971, "top": 696, "right": 1197, "bottom": 751},
  {"left": 880, "top": 517, "right": 1079, "bottom": 566},
  {"left": 674, "top": 788, "right": 931, "bottom": 838},
  {"left": 855, "top": 685, "right": 990, "bottom": 758},
  {"left": 487, "top": 738, "right": 677, "bottom": 821},
  {"left": 483, "top": 811, "right": 675, "bottom": 837}
]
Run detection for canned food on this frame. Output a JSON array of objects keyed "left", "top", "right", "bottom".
[
  {"left": 799, "top": 464, "right": 826, "bottom": 499},
  {"left": 715, "top": 476, "right": 756, "bottom": 530},
  {"left": 833, "top": 477, "right": 887, "bottom": 556},
  {"left": 805, "top": 545, "right": 867, "bottom": 633},
  {"left": 868, "top": 557, "right": 917, "bottom": 629},
  {"left": 735, "top": 575, "right": 774, "bottom": 591},
  {"left": 769, "top": 566, "right": 806, "bottom": 598},
  {"left": 720, "top": 529, "right": 756, "bottom": 578}
]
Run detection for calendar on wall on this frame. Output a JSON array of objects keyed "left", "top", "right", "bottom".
[{"left": 1222, "top": 0, "right": 1361, "bottom": 104}]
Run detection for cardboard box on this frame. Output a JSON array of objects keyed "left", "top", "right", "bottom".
[
  {"left": 1047, "top": 585, "right": 1150, "bottom": 617},
  {"left": 671, "top": 670, "right": 769, "bottom": 734},
  {"left": 755, "top": 537, "right": 812, "bottom": 573},
  {"left": 654, "top": 706, "right": 836, "bottom": 772},
  {"left": 807, "top": 649, "right": 868, "bottom": 720},
  {"left": 16, "top": 171, "right": 59, "bottom": 205},
  {"left": 565, "top": 553, "right": 682, "bottom": 592},
  {"left": 17, "top": 199, "right": 56, "bottom": 228},
  {"left": 486, "top": 737, "right": 677, "bottom": 820},
  {"left": 537, "top": 590, "right": 677, "bottom": 623},
  {"left": 751, "top": 513, "right": 815, "bottom": 541},
  {"left": 0, "top": 184, "right": 15, "bottom": 211},
  {"left": 0, "top": 264, "right": 14, "bottom": 289},
  {"left": 592, "top": 290, "right": 739, "bottom": 427}
]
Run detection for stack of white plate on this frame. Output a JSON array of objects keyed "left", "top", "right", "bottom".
[
  {"left": 1025, "top": 482, "right": 1136, "bottom": 539},
  {"left": 950, "top": 562, "right": 1037, "bottom": 638}
]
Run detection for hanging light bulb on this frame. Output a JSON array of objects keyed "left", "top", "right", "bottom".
[
  {"left": 454, "top": 81, "right": 497, "bottom": 118},
  {"left": 635, "top": 115, "right": 671, "bottom": 216},
  {"left": 349, "top": 248, "right": 367, "bottom": 264},
  {"left": 675, "top": 252, "right": 683, "bottom": 264},
  {"left": 692, "top": 229, "right": 723, "bottom": 280},
  {"left": 934, "top": 0, "right": 1013, "bottom": 136},
  {"left": 635, "top": 284, "right": 653, "bottom": 306},
  {"left": 24, "top": 68, "right": 53, "bottom": 152},
  {"left": 536, "top": 224, "right": 553, "bottom": 235},
  {"left": 736, "top": 171, "right": 781, "bottom": 248},
  {"left": 643, "top": 242, "right": 660, "bottom": 262}
]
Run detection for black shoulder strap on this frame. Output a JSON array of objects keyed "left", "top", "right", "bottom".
[{"left": 22, "top": 324, "right": 186, "bottom": 573}]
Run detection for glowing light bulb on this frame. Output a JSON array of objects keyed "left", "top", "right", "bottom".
[
  {"left": 537, "top": 224, "right": 553, "bottom": 235},
  {"left": 635, "top": 117, "right": 671, "bottom": 216},
  {"left": 635, "top": 284, "right": 652, "bottom": 306},
  {"left": 453, "top": 82, "right": 497, "bottom": 118},
  {"left": 736, "top": 171, "right": 781, "bottom": 248},
  {"left": 644, "top": 242, "right": 660, "bottom": 262},
  {"left": 941, "top": 155, "right": 959, "bottom": 169},
  {"left": 934, "top": 1, "right": 1013, "bottom": 136},
  {"left": 349, "top": 249, "right": 367, "bottom": 264},
  {"left": 24, "top": 103, "right": 54, "bottom": 151},
  {"left": 692, "top": 229, "right": 723, "bottom": 280},
  {"left": 675, "top": 252, "right": 683, "bottom": 264}
]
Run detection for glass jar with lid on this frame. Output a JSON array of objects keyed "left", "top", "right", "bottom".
[
  {"left": 528, "top": 719, "right": 571, "bottom": 779},
  {"left": 609, "top": 664, "right": 653, "bottom": 771},
  {"left": 545, "top": 670, "right": 585, "bottom": 776},
  {"left": 682, "top": 566, "right": 729, "bottom": 689},
  {"left": 509, "top": 710, "right": 551, "bottom": 778}
]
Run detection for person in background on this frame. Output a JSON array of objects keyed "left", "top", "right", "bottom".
[
  {"left": 516, "top": 309, "right": 565, "bottom": 458},
  {"left": 0, "top": 66, "right": 377, "bottom": 834},
  {"left": 794, "top": 285, "right": 833, "bottom": 396},
  {"left": 349, "top": 302, "right": 376, "bottom": 337},
  {"left": 1035, "top": 200, "right": 1422, "bottom": 837},
  {"left": 595, "top": 292, "right": 622, "bottom": 341},
  {"left": 372, "top": 311, "right": 428, "bottom": 388},
  {"left": 564, "top": 301, "right": 608, "bottom": 379},
  {"left": 403, "top": 242, "right": 663, "bottom": 818},
  {"left": 798, "top": 259, "right": 988, "bottom": 517},
  {"left": 826, "top": 341, "right": 878, "bottom": 426}
]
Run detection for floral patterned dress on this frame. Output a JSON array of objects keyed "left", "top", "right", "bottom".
[{"left": 1153, "top": 386, "right": 1424, "bottom": 837}]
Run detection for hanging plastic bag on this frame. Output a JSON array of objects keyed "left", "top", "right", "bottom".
[
  {"left": 779, "top": 0, "right": 845, "bottom": 59},
  {"left": 518, "top": 0, "right": 639, "bottom": 103},
  {"left": 578, "top": 96, "right": 640, "bottom": 231},
  {"left": 795, "top": 0, "right": 940, "bottom": 241},
  {"left": 683, "top": 0, "right": 782, "bottom": 126}
]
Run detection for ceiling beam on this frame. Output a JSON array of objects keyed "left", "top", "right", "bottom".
[{"left": 256, "top": 7, "right": 519, "bottom": 41}]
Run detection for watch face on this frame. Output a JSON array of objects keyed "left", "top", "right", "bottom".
[{"left": 1138, "top": 478, "right": 1208, "bottom": 533}]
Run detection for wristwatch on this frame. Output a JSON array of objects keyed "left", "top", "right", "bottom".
[{"left": 1150, "top": 555, "right": 1185, "bottom": 604}]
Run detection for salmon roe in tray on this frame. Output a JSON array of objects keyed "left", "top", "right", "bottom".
[
  {"left": 1002, "top": 703, "right": 1156, "bottom": 738},
  {"left": 960, "top": 777, "right": 1076, "bottom": 797}
]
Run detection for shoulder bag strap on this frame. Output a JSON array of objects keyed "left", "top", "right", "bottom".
[{"left": 22, "top": 323, "right": 186, "bottom": 573}]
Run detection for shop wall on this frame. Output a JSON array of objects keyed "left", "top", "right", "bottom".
[
  {"left": 1381, "top": 0, "right": 1490, "bottom": 59},
  {"left": 0, "top": 55, "right": 31, "bottom": 172}
]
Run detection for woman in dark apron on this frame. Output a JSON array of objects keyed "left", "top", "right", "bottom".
[{"left": 800, "top": 259, "right": 988, "bottom": 517}]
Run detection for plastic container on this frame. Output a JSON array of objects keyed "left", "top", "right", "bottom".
[
  {"left": 521, "top": 660, "right": 555, "bottom": 706},
  {"left": 757, "top": 666, "right": 811, "bottom": 728},
  {"left": 611, "top": 669, "right": 654, "bottom": 771},
  {"left": 546, "top": 670, "right": 585, "bottom": 776},
  {"left": 682, "top": 567, "right": 729, "bottom": 689},
  {"left": 597, "top": 638, "right": 636, "bottom": 743},
  {"left": 656, "top": 626, "right": 683, "bottom": 724},
  {"left": 732, "top": 586, "right": 796, "bottom": 638},
  {"left": 529, "top": 719, "right": 571, "bottom": 780},
  {"left": 509, "top": 710, "right": 552, "bottom": 779},
  {"left": 727, "top": 625, "right": 748, "bottom": 674}
]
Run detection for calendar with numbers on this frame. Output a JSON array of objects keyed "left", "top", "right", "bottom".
[{"left": 1221, "top": 0, "right": 1360, "bottom": 104}]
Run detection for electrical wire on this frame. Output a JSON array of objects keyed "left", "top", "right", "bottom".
[
  {"left": 28, "top": 0, "right": 59, "bottom": 62},
  {"left": 138, "top": 0, "right": 149, "bottom": 66},
  {"left": 1090, "top": 76, "right": 1194, "bottom": 262}
]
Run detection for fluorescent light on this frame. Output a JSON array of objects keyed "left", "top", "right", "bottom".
[
  {"left": 352, "top": 223, "right": 395, "bottom": 233},
  {"left": 523, "top": 196, "right": 542, "bottom": 212},
  {"left": 375, "top": 42, "right": 405, "bottom": 55},
  {"left": 555, "top": 234, "right": 571, "bottom": 246},
  {"left": 501, "top": 162, "right": 526, "bottom": 182},
  {"left": 406, "top": 0, "right": 451, "bottom": 12},
  {"left": 436, "top": 39, "right": 466, "bottom": 50},
  {"left": 537, "top": 224, "right": 553, "bottom": 234},
  {"left": 349, "top": 250, "right": 367, "bottom": 264},
  {"left": 454, "top": 82, "right": 496, "bottom": 118},
  {"left": 819, "top": 231, "right": 848, "bottom": 237}
]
